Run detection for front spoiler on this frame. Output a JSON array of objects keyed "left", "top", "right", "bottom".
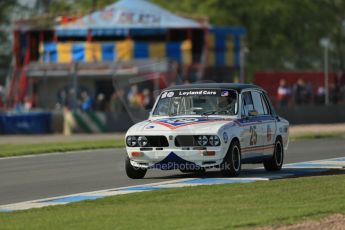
[{"left": 129, "top": 152, "right": 224, "bottom": 170}]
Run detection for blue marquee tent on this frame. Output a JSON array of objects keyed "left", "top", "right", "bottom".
[{"left": 55, "top": 0, "right": 204, "bottom": 37}]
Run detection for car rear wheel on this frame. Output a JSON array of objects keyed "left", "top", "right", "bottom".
[
  {"left": 125, "top": 156, "right": 147, "bottom": 179},
  {"left": 220, "top": 140, "right": 241, "bottom": 177},
  {"left": 264, "top": 138, "right": 284, "bottom": 171}
]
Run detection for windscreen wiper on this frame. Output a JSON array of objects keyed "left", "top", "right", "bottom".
[
  {"left": 217, "top": 109, "right": 230, "bottom": 115},
  {"left": 202, "top": 111, "right": 217, "bottom": 116}
]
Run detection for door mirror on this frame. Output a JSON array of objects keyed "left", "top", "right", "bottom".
[{"left": 248, "top": 110, "right": 258, "bottom": 117}]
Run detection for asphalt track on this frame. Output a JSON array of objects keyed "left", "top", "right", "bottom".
[{"left": 1, "top": 138, "right": 345, "bottom": 205}]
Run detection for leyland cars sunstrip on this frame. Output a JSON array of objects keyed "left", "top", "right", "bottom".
[{"left": 125, "top": 83, "right": 289, "bottom": 179}]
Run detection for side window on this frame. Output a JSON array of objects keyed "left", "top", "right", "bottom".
[
  {"left": 241, "top": 92, "right": 254, "bottom": 116},
  {"left": 251, "top": 91, "right": 265, "bottom": 115},
  {"left": 261, "top": 93, "right": 273, "bottom": 115},
  {"left": 260, "top": 94, "right": 270, "bottom": 115}
]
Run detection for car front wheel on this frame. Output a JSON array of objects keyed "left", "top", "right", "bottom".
[
  {"left": 220, "top": 140, "right": 241, "bottom": 177},
  {"left": 125, "top": 156, "right": 147, "bottom": 179},
  {"left": 264, "top": 138, "right": 284, "bottom": 171}
]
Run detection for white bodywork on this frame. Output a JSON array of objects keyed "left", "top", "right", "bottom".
[{"left": 125, "top": 87, "right": 289, "bottom": 169}]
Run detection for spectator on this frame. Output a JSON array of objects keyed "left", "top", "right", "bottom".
[
  {"left": 127, "top": 85, "right": 142, "bottom": 107},
  {"left": 305, "top": 81, "right": 312, "bottom": 104},
  {"left": 80, "top": 91, "right": 93, "bottom": 112},
  {"left": 23, "top": 96, "right": 32, "bottom": 111},
  {"left": 56, "top": 90, "right": 67, "bottom": 110},
  {"left": 314, "top": 86, "right": 325, "bottom": 105},
  {"left": 142, "top": 88, "right": 154, "bottom": 110},
  {"left": 67, "top": 88, "right": 76, "bottom": 109},
  {"left": 277, "top": 79, "right": 291, "bottom": 107},
  {"left": 95, "top": 93, "right": 106, "bottom": 111},
  {"left": 293, "top": 78, "right": 308, "bottom": 105},
  {"left": 331, "top": 71, "right": 344, "bottom": 104},
  {"left": 110, "top": 90, "right": 125, "bottom": 112}
]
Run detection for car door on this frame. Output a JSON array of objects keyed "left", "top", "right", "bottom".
[
  {"left": 240, "top": 91, "right": 264, "bottom": 161},
  {"left": 260, "top": 92, "right": 277, "bottom": 158},
  {"left": 250, "top": 91, "right": 267, "bottom": 156}
]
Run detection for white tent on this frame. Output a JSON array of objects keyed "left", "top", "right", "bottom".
[{"left": 56, "top": 0, "right": 203, "bottom": 37}]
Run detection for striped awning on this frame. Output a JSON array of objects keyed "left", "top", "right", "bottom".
[{"left": 40, "top": 40, "right": 192, "bottom": 64}]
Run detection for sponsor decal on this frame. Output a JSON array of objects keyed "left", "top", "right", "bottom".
[
  {"left": 160, "top": 89, "right": 237, "bottom": 98},
  {"left": 221, "top": 91, "right": 229, "bottom": 97},
  {"left": 167, "top": 91, "right": 175, "bottom": 98},
  {"left": 284, "top": 126, "right": 289, "bottom": 133},
  {"left": 223, "top": 132, "right": 228, "bottom": 143},
  {"left": 164, "top": 118, "right": 198, "bottom": 124},
  {"left": 152, "top": 117, "right": 225, "bottom": 129},
  {"left": 177, "top": 90, "right": 218, "bottom": 96},
  {"left": 249, "top": 125, "right": 258, "bottom": 146},
  {"left": 267, "top": 125, "right": 272, "bottom": 142}
]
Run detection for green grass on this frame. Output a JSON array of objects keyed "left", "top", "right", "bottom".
[
  {"left": 0, "top": 140, "right": 124, "bottom": 158},
  {"left": 0, "top": 131, "right": 344, "bottom": 158},
  {"left": 290, "top": 132, "right": 345, "bottom": 141},
  {"left": 1, "top": 174, "right": 345, "bottom": 230}
]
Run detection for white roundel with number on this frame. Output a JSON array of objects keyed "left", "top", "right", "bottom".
[{"left": 165, "top": 118, "right": 198, "bottom": 124}]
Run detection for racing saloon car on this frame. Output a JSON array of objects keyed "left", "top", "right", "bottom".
[{"left": 125, "top": 83, "right": 289, "bottom": 179}]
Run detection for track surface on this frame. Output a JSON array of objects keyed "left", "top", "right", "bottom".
[{"left": 1, "top": 139, "right": 345, "bottom": 205}]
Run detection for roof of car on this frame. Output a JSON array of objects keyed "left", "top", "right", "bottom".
[{"left": 165, "top": 83, "right": 264, "bottom": 92}]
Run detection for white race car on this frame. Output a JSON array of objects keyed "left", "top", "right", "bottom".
[{"left": 125, "top": 83, "right": 289, "bottom": 179}]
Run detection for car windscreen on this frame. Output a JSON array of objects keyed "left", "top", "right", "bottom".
[{"left": 152, "top": 89, "right": 238, "bottom": 116}]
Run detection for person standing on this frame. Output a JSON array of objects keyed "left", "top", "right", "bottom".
[{"left": 277, "top": 79, "right": 291, "bottom": 107}]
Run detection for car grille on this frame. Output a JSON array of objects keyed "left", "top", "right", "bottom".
[
  {"left": 146, "top": 136, "right": 169, "bottom": 147},
  {"left": 175, "top": 135, "right": 198, "bottom": 147}
]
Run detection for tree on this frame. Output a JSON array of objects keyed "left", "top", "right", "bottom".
[
  {"left": 47, "top": 0, "right": 345, "bottom": 74},
  {"left": 0, "top": 1, "right": 18, "bottom": 82}
]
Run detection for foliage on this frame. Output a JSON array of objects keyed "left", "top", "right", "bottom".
[
  {"left": 0, "top": 1, "right": 17, "bottom": 80},
  {"left": 46, "top": 0, "right": 345, "bottom": 74}
]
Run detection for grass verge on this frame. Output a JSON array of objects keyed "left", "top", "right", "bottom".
[
  {"left": 0, "top": 140, "right": 124, "bottom": 158},
  {"left": 1, "top": 174, "right": 345, "bottom": 229},
  {"left": 290, "top": 132, "right": 345, "bottom": 141},
  {"left": 0, "top": 131, "right": 344, "bottom": 158}
]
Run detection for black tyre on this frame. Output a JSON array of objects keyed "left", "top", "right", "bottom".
[
  {"left": 125, "top": 156, "right": 147, "bottom": 179},
  {"left": 264, "top": 138, "right": 284, "bottom": 171},
  {"left": 220, "top": 140, "right": 241, "bottom": 177}
]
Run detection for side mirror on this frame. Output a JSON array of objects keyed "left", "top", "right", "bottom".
[{"left": 248, "top": 110, "right": 258, "bottom": 117}]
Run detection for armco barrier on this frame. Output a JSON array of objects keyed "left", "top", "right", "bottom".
[
  {"left": 61, "top": 109, "right": 149, "bottom": 134},
  {"left": 48, "top": 105, "right": 345, "bottom": 134},
  {"left": 71, "top": 111, "right": 107, "bottom": 133},
  {"left": 276, "top": 105, "right": 345, "bottom": 124}
]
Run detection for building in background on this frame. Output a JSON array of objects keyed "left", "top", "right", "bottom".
[{"left": 6, "top": 0, "right": 246, "bottom": 110}]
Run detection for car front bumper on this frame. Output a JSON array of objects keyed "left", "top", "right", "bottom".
[{"left": 126, "top": 147, "right": 226, "bottom": 169}]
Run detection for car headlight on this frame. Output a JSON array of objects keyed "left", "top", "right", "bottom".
[
  {"left": 197, "top": 135, "right": 208, "bottom": 146},
  {"left": 209, "top": 135, "right": 220, "bottom": 146},
  {"left": 137, "top": 136, "right": 148, "bottom": 147},
  {"left": 126, "top": 136, "right": 137, "bottom": 147}
]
